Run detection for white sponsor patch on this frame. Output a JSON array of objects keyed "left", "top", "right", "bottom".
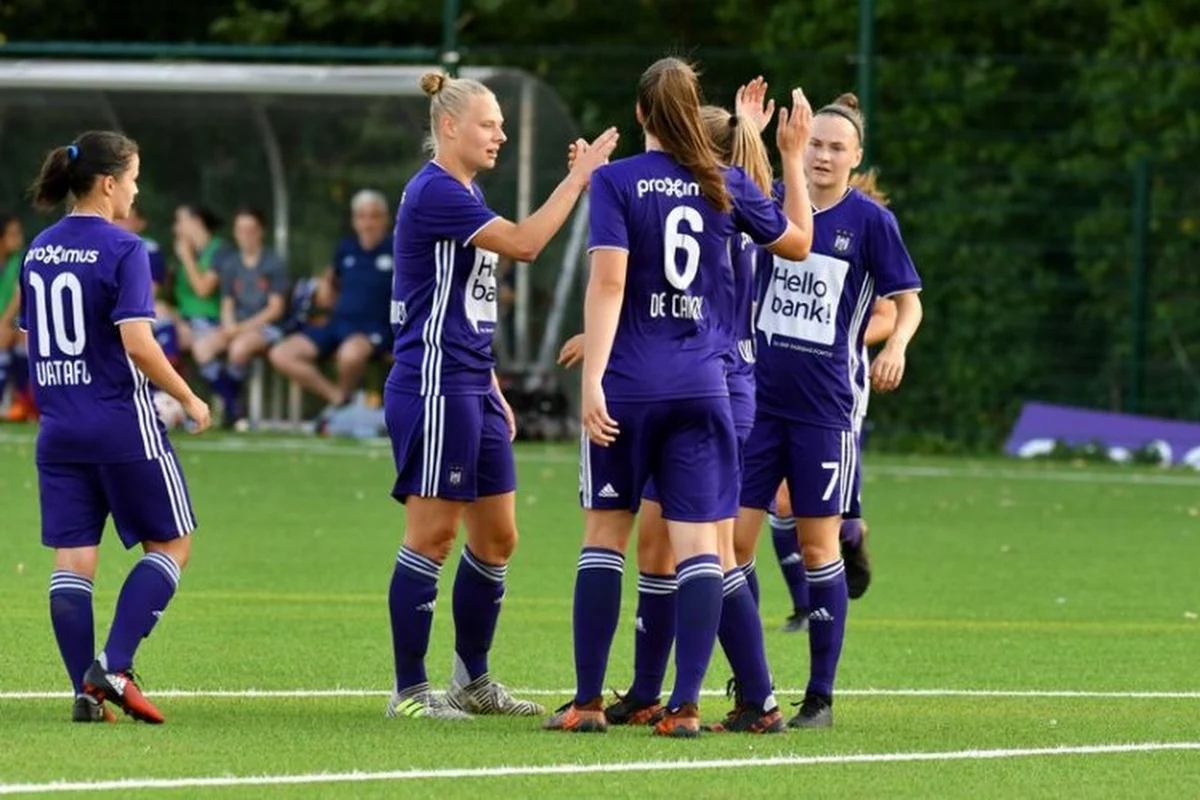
[
  {"left": 757, "top": 252, "right": 848, "bottom": 347},
  {"left": 464, "top": 248, "right": 500, "bottom": 333}
]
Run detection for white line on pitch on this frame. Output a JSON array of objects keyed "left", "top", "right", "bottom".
[
  {"left": 1, "top": 742, "right": 1198, "bottom": 795},
  {"left": 3, "top": 687, "right": 1200, "bottom": 701}
]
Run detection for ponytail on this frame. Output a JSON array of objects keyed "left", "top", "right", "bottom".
[
  {"left": 700, "top": 106, "right": 772, "bottom": 196},
  {"left": 637, "top": 58, "right": 731, "bottom": 212},
  {"left": 30, "top": 148, "right": 74, "bottom": 211},
  {"left": 28, "top": 130, "right": 139, "bottom": 212},
  {"left": 849, "top": 168, "right": 889, "bottom": 205}
]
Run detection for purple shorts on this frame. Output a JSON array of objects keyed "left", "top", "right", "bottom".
[
  {"left": 386, "top": 389, "right": 517, "bottom": 503},
  {"left": 581, "top": 397, "right": 739, "bottom": 523},
  {"left": 642, "top": 379, "right": 753, "bottom": 506},
  {"left": 727, "top": 370, "right": 756, "bottom": 440},
  {"left": 38, "top": 452, "right": 197, "bottom": 550},
  {"left": 844, "top": 429, "right": 864, "bottom": 518},
  {"left": 741, "top": 411, "right": 859, "bottom": 518}
]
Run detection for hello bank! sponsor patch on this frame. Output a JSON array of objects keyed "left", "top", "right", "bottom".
[{"left": 756, "top": 253, "right": 849, "bottom": 347}]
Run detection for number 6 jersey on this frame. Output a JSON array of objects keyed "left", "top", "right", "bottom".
[
  {"left": 17, "top": 215, "right": 161, "bottom": 464},
  {"left": 587, "top": 151, "right": 788, "bottom": 402},
  {"left": 388, "top": 161, "right": 502, "bottom": 397}
]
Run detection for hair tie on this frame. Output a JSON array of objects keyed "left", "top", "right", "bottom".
[
  {"left": 66, "top": 145, "right": 79, "bottom": 161},
  {"left": 728, "top": 115, "right": 739, "bottom": 128}
]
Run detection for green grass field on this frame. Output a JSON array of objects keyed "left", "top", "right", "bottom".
[{"left": 1, "top": 425, "right": 1199, "bottom": 798}]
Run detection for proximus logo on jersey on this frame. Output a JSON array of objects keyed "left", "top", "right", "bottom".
[
  {"left": 757, "top": 253, "right": 849, "bottom": 347},
  {"left": 465, "top": 248, "right": 500, "bottom": 333},
  {"left": 24, "top": 246, "right": 100, "bottom": 266},
  {"left": 636, "top": 177, "right": 700, "bottom": 199}
]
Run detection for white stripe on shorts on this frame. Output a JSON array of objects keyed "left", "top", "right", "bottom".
[
  {"left": 154, "top": 453, "right": 192, "bottom": 536},
  {"left": 839, "top": 430, "right": 856, "bottom": 515},
  {"left": 161, "top": 451, "right": 196, "bottom": 534},
  {"left": 578, "top": 428, "right": 593, "bottom": 509},
  {"left": 421, "top": 394, "right": 446, "bottom": 497}
]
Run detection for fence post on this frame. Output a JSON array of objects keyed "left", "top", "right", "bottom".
[
  {"left": 442, "top": 0, "right": 461, "bottom": 77},
  {"left": 857, "top": 0, "right": 875, "bottom": 168},
  {"left": 1129, "top": 157, "right": 1151, "bottom": 414}
]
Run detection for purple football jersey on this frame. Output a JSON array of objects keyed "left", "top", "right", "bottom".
[
  {"left": 726, "top": 232, "right": 761, "bottom": 379},
  {"left": 587, "top": 151, "right": 787, "bottom": 402},
  {"left": 17, "top": 215, "right": 168, "bottom": 463},
  {"left": 388, "top": 162, "right": 501, "bottom": 396},
  {"left": 755, "top": 187, "right": 922, "bottom": 429}
]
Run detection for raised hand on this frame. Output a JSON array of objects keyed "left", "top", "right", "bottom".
[
  {"left": 775, "top": 87, "right": 814, "bottom": 156},
  {"left": 735, "top": 75, "right": 775, "bottom": 134},
  {"left": 568, "top": 128, "right": 620, "bottom": 188}
]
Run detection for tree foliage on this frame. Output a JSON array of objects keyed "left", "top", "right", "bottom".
[{"left": 4, "top": 0, "right": 1199, "bottom": 446}]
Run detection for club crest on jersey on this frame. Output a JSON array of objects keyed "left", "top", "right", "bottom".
[
  {"left": 448, "top": 466, "right": 464, "bottom": 487},
  {"left": 832, "top": 229, "right": 854, "bottom": 255},
  {"left": 375, "top": 254, "right": 394, "bottom": 272}
]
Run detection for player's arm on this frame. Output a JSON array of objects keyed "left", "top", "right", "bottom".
[
  {"left": 580, "top": 248, "right": 626, "bottom": 445},
  {"left": 766, "top": 89, "right": 815, "bottom": 261},
  {"left": 472, "top": 128, "right": 619, "bottom": 262},
  {"left": 119, "top": 321, "right": 210, "bottom": 431},
  {"left": 870, "top": 291, "right": 922, "bottom": 393},
  {"left": 864, "top": 298, "right": 897, "bottom": 347}
]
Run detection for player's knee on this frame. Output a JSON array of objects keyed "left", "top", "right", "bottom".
[
  {"left": 774, "top": 492, "right": 793, "bottom": 519},
  {"left": 54, "top": 547, "right": 99, "bottom": 580},
  {"left": 145, "top": 537, "right": 191, "bottom": 571},
  {"left": 801, "top": 540, "right": 839, "bottom": 569},
  {"left": 732, "top": 533, "right": 756, "bottom": 566},
  {"left": 405, "top": 525, "right": 457, "bottom": 564},
  {"left": 475, "top": 525, "right": 518, "bottom": 564},
  {"left": 636, "top": 529, "right": 673, "bottom": 575},
  {"left": 583, "top": 511, "right": 632, "bottom": 552}
]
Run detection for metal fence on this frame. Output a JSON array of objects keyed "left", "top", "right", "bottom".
[{"left": 2, "top": 44, "right": 1197, "bottom": 447}]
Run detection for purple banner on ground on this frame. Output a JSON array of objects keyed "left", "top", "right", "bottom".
[{"left": 1005, "top": 401, "right": 1200, "bottom": 468}]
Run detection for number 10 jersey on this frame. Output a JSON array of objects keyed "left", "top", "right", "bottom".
[{"left": 18, "top": 216, "right": 164, "bottom": 464}]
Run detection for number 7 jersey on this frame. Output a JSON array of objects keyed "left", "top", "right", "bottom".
[
  {"left": 18, "top": 216, "right": 165, "bottom": 464},
  {"left": 587, "top": 151, "right": 788, "bottom": 402},
  {"left": 755, "top": 187, "right": 922, "bottom": 430}
]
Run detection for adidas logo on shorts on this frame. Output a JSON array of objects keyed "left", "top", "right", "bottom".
[{"left": 598, "top": 484, "right": 619, "bottom": 499}]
